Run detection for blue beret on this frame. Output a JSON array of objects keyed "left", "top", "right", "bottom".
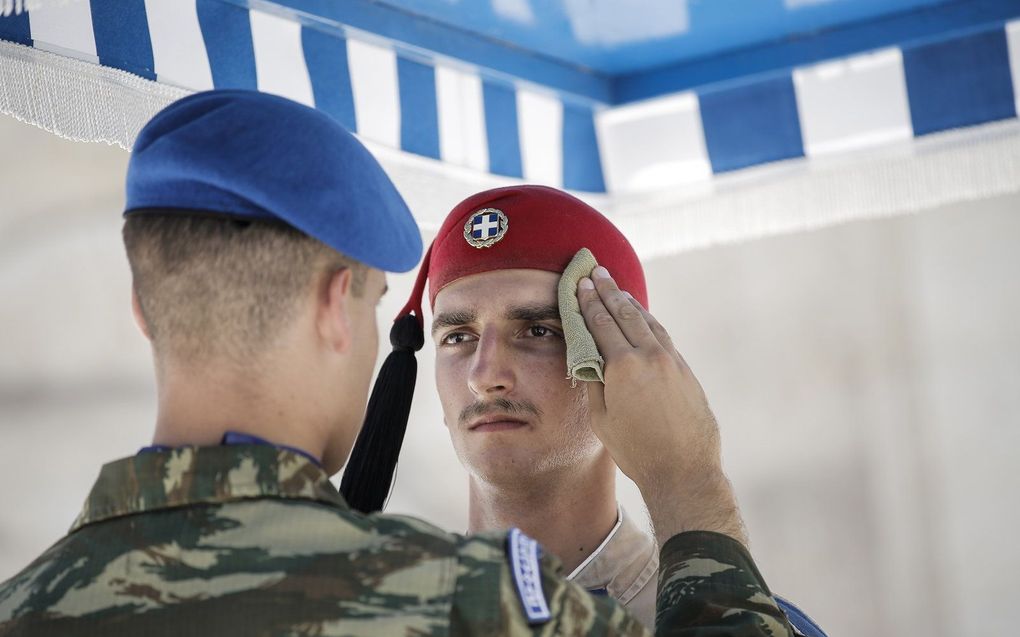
[{"left": 125, "top": 90, "right": 422, "bottom": 272}]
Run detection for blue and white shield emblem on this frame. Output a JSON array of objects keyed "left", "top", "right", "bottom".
[{"left": 463, "top": 208, "right": 509, "bottom": 248}]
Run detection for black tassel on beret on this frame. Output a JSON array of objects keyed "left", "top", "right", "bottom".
[{"left": 340, "top": 247, "right": 432, "bottom": 514}]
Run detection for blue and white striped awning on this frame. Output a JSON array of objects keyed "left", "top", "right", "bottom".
[{"left": 2, "top": 0, "right": 1020, "bottom": 254}]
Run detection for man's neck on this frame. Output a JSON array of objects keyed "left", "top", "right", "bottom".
[
  {"left": 467, "top": 460, "right": 618, "bottom": 575},
  {"left": 151, "top": 361, "right": 330, "bottom": 464}
]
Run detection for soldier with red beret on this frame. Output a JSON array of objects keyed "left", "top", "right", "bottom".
[{"left": 345, "top": 185, "right": 825, "bottom": 635}]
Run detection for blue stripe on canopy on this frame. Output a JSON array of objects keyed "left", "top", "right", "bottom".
[
  {"left": 482, "top": 80, "right": 524, "bottom": 179},
  {"left": 196, "top": 0, "right": 256, "bottom": 89},
  {"left": 562, "top": 103, "right": 606, "bottom": 193},
  {"left": 302, "top": 27, "right": 356, "bottom": 132},
  {"left": 903, "top": 26, "right": 1018, "bottom": 136},
  {"left": 397, "top": 56, "right": 440, "bottom": 160},
  {"left": 0, "top": 8, "right": 31, "bottom": 46},
  {"left": 700, "top": 74, "right": 805, "bottom": 174},
  {"left": 90, "top": 0, "right": 154, "bottom": 80}
]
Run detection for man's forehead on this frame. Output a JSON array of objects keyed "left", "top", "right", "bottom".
[{"left": 433, "top": 268, "right": 559, "bottom": 311}]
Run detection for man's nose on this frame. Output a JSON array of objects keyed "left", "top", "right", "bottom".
[{"left": 467, "top": 332, "right": 515, "bottom": 397}]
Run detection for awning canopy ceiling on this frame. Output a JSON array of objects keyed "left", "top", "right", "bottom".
[{"left": 2, "top": 0, "right": 1019, "bottom": 256}]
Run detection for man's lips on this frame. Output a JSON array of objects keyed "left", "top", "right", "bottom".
[{"left": 468, "top": 416, "right": 528, "bottom": 432}]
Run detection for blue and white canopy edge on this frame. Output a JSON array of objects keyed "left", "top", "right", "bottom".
[{"left": 1, "top": 0, "right": 1019, "bottom": 259}]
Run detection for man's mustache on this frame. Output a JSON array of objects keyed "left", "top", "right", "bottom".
[{"left": 459, "top": 398, "right": 542, "bottom": 427}]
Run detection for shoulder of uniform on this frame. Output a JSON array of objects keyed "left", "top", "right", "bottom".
[
  {"left": 444, "top": 528, "right": 644, "bottom": 635},
  {"left": 448, "top": 528, "right": 555, "bottom": 633},
  {"left": 450, "top": 529, "right": 560, "bottom": 575}
]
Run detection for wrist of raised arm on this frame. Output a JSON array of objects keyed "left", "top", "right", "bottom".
[{"left": 640, "top": 469, "right": 748, "bottom": 547}]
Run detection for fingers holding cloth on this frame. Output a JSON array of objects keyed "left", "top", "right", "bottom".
[
  {"left": 558, "top": 248, "right": 606, "bottom": 384},
  {"left": 560, "top": 248, "right": 746, "bottom": 545},
  {"left": 558, "top": 248, "right": 714, "bottom": 478}
]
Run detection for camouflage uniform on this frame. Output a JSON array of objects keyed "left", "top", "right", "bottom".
[{"left": 0, "top": 445, "right": 793, "bottom": 636}]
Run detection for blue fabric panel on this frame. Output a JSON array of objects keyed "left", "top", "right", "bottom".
[
  {"left": 482, "top": 80, "right": 523, "bottom": 178},
  {"left": 196, "top": 0, "right": 256, "bottom": 89},
  {"left": 700, "top": 74, "right": 804, "bottom": 173},
  {"left": 302, "top": 27, "right": 356, "bottom": 132},
  {"left": 0, "top": 10, "right": 32, "bottom": 46},
  {"left": 903, "top": 27, "right": 1017, "bottom": 136},
  {"left": 776, "top": 596, "right": 829, "bottom": 637},
  {"left": 89, "top": 0, "right": 154, "bottom": 80},
  {"left": 562, "top": 102, "right": 606, "bottom": 192},
  {"left": 397, "top": 56, "right": 440, "bottom": 160}
]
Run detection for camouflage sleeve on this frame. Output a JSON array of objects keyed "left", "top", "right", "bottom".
[
  {"left": 655, "top": 531, "right": 794, "bottom": 636},
  {"left": 449, "top": 533, "right": 647, "bottom": 636}
]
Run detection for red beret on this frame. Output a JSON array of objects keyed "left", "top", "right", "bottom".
[{"left": 398, "top": 185, "right": 648, "bottom": 322}]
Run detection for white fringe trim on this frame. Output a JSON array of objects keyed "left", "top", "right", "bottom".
[
  {"left": 363, "top": 119, "right": 1020, "bottom": 259},
  {"left": 0, "top": 39, "right": 187, "bottom": 149},
  {"left": 608, "top": 119, "right": 1020, "bottom": 259}
]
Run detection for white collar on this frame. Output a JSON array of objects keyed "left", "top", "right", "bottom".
[{"left": 566, "top": 503, "right": 624, "bottom": 580}]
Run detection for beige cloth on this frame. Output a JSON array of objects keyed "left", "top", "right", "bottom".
[
  {"left": 558, "top": 248, "right": 604, "bottom": 384},
  {"left": 567, "top": 506, "right": 659, "bottom": 630}
]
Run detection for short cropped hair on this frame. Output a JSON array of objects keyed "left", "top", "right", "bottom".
[{"left": 123, "top": 213, "right": 365, "bottom": 364}]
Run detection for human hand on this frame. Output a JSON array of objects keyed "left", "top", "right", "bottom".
[{"left": 577, "top": 266, "right": 746, "bottom": 545}]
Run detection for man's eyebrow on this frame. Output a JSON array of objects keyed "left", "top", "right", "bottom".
[
  {"left": 431, "top": 310, "right": 477, "bottom": 335},
  {"left": 506, "top": 304, "right": 560, "bottom": 322}
]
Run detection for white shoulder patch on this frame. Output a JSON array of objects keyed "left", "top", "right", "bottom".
[{"left": 507, "top": 527, "right": 551, "bottom": 625}]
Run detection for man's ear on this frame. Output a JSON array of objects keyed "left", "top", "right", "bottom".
[
  {"left": 130, "top": 285, "right": 152, "bottom": 340},
  {"left": 319, "top": 268, "right": 354, "bottom": 354}
]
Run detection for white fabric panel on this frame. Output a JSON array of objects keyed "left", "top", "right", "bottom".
[
  {"left": 1007, "top": 21, "right": 1020, "bottom": 118},
  {"left": 250, "top": 10, "right": 314, "bottom": 107},
  {"left": 144, "top": 0, "right": 212, "bottom": 91},
  {"left": 436, "top": 64, "right": 489, "bottom": 172},
  {"left": 24, "top": 0, "right": 97, "bottom": 62},
  {"left": 347, "top": 38, "right": 400, "bottom": 148},
  {"left": 596, "top": 92, "right": 710, "bottom": 193},
  {"left": 794, "top": 48, "right": 913, "bottom": 157},
  {"left": 784, "top": 0, "right": 831, "bottom": 7},
  {"left": 517, "top": 87, "right": 563, "bottom": 187},
  {"left": 562, "top": 0, "right": 688, "bottom": 46}
]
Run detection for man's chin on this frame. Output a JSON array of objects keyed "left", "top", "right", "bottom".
[{"left": 462, "top": 448, "right": 557, "bottom": 488}]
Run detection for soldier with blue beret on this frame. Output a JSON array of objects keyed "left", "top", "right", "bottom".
[{"left": 0, "top": 90, "right": 796, "bottom": 636}]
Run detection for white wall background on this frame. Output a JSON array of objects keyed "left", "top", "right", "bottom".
[{"left": 1, "top": 113, "right": 1019, "bottom": 636}]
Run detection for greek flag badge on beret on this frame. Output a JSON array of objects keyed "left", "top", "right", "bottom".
[
  {"left": 464, "top": 208, "right": 508, "bottom": 248},
  {"left": 507, "top": 527, "right": 551, "bottom": 625}
]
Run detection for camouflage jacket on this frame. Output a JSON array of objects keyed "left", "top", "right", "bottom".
[{"left": 0, "top": 445, "right": 794, "bottom": 636}]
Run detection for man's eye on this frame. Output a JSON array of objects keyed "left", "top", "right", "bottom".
[
  {"left": 527, "top": 325, "right": 558, "bottom": 338},
  {"left": 441, "top": 332, "right": 474, "bottom": 345}
]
